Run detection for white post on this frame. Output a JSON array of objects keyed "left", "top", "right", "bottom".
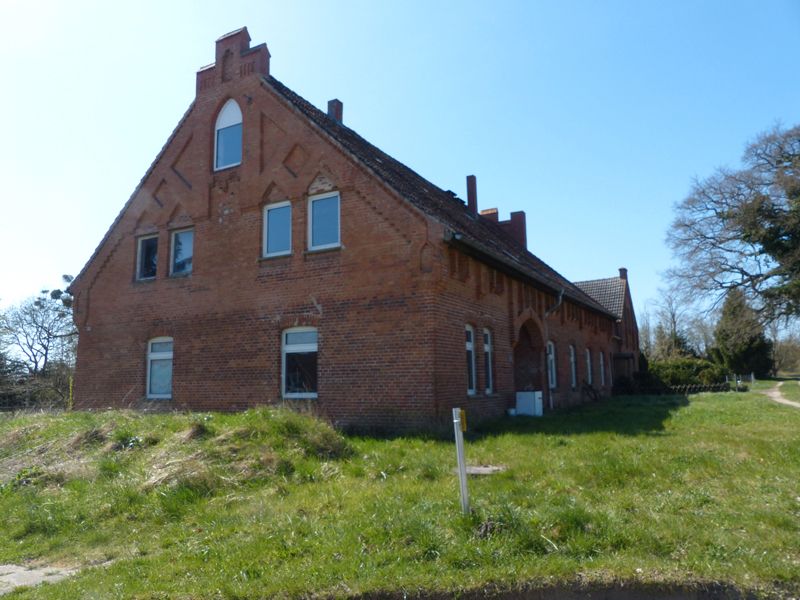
[{"left": 452, "top": 407, "right": 470, "bottom": 515}]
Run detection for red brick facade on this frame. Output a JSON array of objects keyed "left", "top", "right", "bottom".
[{"left": 70, "top": 29, "right": 634, "bottom": 430}]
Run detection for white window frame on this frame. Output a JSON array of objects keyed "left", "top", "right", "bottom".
[
  {"left": 307, "top": 191, "right": 341, "bottom": 252},
  {"left": 547, "top": 341, "right": 557, "bottom": 390},
  {"left": 169, "top": 227, "right": 194, "bottom": 276},
  {"left": 214, "top": 99, "right": 243, "bottom": 171},
  {"left": 136, "top": 234, "right": 158, "bottom": 281},
  {"left": 483, "top": 328, "right": 493, "bottom": 394},
  {"left": 466, "top": 325, "right": 476, "bottom": 396},
  {"left": 569, "top": 344, "right": 577, "bottom": 389},
  {"left": 599, "top": 351, "right": 606, "bottom": 386},
  {"left": 282, "top": 326, "right": 318, "bottom": 400},
  {"left": 585, "top": 348, "right": 593, "bottom": 386},
  {"left": 262, "top": 201, "right": 292, "bottom": 258},
  {"left": 146, "top": 337, "right": 173, "bottom": 400}
]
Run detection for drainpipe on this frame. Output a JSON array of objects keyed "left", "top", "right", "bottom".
[{"left": 542, "top": 288, "right": 565, "bottom": 411}]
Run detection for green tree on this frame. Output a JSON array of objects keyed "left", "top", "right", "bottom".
[
  {"left": 668, "top": 124, "right": 800, "bottom": 322},
  {"left": 712, "top": 289, "right": 773, "bottom": 377}
]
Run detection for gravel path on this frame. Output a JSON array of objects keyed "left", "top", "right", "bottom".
[
  {"left": 762, "top": 381, "right": 800, "bottom": 409},
  {"left": 0, "top": 564, "right": 77, "bottom": 595}
]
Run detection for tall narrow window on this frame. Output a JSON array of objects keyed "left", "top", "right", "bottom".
[
  {"left": 465, "top": 325, "right": 476, "bottom": 395},
  {"left": 483, "top": 328, "right": 494, "bottom": 394},
  {"left": 569, "top": 344, "right": 577, "bottom": 389},
  {"left": 214, "top": 99, "right": 242, "bottom": 170},
  {"left": 547, "top": 341, "right": 557, "bottom": 390},
  {"left": 585, "top": 348, "right": 593, "bottom": 385},
  {"left": 308, "top": 192, "right": 340, "bottom": 251},
  {"left": 282, "top": 327, "right": 318, "bottom": 399},
  {"left": 599, "top": 351, "right": 606, "bottom": 386},
  {"left": 137, "top": 235, "right": 158, "bottom": 280},
  {"left": 170, "top": 228, "right": 194, "bottom": 276},
  {"left": 147, "top": 337, "right": 173, "bottom": 399},
  {"left": 263, "top": 201, "right": 292, "bottom": 257}
]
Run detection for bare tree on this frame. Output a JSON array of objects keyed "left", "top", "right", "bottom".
[
  {"left": 667, "top": 123, "right": 800, "bottom": 323},
  {"left": 0, "top": 286, "right": 75, "bottom": 376}
]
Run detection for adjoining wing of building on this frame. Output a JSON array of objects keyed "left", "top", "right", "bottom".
[{"left": 69, "top": 28, "right": 640, "bottom": 430}]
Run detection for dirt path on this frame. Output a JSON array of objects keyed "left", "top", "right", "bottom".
[
  {"left": 762, "top": 381, "right": 800, "bottom": 409},
  {"left": 0, "top": 564, "right": 77, "bottom": 595}
]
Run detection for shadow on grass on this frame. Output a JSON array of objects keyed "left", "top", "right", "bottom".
[
  {"left": 472, "top": 395, "right": 690, "bottom": 439},
  {"left": 344, "top": 395, "right": 691, "bottom": 442}
]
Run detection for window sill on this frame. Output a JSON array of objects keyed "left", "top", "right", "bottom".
[
  {"left": 304, "top": 245, "right": 342, "bottom": 256},
  {"left": 213, "top": 162, "right": 241, "bottom": 173},
  {"left": 169, "top": 272, "right": 192, "bottom": 279},
  {"left": 283, "top": 395, "right": 318, "bottom": 400},
  {"left": 260, "top": 252, "right": 292, "bottom": 262},
  {"left": 134, "top": 277, "right": 156, "bottom": 284}
]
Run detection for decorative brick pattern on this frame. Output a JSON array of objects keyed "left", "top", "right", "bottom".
[{"left": 69, "top": 28, "right": 636, "bottom": 431}]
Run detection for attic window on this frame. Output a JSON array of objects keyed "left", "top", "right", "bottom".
[
  {"left": 136, "top": 235, "right": 158, "bottom": 280},
  {"left": 214, "top": 99, "right": 242, "bottom": 170}
]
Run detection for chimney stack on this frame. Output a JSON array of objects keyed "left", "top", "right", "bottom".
[
  {"left": 327, "top": 99, "right": 343, "bottom": 123},
  {"left": 619, "top": 267, "right": 628, "bottom": 280},
  {"left": 466, "top": 175, "right": 477, "bottom": 214}
]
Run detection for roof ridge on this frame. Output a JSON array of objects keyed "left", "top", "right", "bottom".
[{"left": 263, "top": 75, "right": 614, "bottom": 317}]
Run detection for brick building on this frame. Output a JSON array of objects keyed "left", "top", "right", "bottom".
[{"left": 69, "top": 28, "right": 640, "bottom": 430}]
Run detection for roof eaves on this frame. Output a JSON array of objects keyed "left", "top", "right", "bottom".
[{"left": 447, "top": 231, "right": 617, "bottom": 318}]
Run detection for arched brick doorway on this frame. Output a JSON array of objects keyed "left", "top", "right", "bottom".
[{"left": 514, "top": 319, "right": 545, "bottom": 393}]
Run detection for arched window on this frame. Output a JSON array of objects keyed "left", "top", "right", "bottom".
[
  {"left": 483, "top": 328, "right": 494, "bottom": 394},
  {"left": 147, "top": 337, "right": 173, "bottom": 399},
  {"left": 547, "top": 341, "right": 557, "bottom": 390},
  {"left": 599, "top": 351, "right": 606, "bottom": 386},
  {"left": 214, "top": 99, "right": 242, "bottom": 170},
  {"left": 585, "top": 348, "right": 593, "bottom": 386},
  {"left": 569, "top": 344, "right": 577, "bottom": 389},
  {"left": 282, "top": 327, "right": 318, "bottom": 399},
  {"left": 465, "top": 325, "right": 476, "bottom": 395}
]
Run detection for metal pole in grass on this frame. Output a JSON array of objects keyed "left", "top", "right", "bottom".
[{"left": 452, "top": 408, "right": 470, "bottom": 515}]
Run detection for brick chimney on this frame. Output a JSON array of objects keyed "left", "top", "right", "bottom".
[
  {"left": 479, "top": 208, "right": 499, "bottom": 222},
  {"left": 327, "top": 99, "right": 343, "bottom": 123},
  {"left": 499, "top": 211, "right": 527, "bottom": 249},
  {"left": 619, "top": 267, "right": 628, "bottom": 280},
  {"left": 196, "top": 27, "right": 270, "bottom": 96},
  {"left": 466, "top": 175, "right": 477, "bottom": 214}
]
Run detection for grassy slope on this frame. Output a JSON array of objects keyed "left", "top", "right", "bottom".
[{"left": 0, "top": 390, "right": 798, "bottom": 599}]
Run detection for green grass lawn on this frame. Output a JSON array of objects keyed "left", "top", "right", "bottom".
[
  {"left": 1, "top": 388, "right": 799, "bottom": 599},
  {"left": 781, "top": 379, "right": 800, "bottom": 403}
]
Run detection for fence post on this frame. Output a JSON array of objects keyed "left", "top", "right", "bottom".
[{"left": 452, "top": 408, "right": 470, "bottom": 515}]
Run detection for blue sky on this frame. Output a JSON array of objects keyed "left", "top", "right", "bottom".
[{"left": 0, "top": 0, "right": 798, "bottom": 317}]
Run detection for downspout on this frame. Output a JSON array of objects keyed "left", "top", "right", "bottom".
[{"left": 542, "top": 288, "right": 565, "bottom": 411}]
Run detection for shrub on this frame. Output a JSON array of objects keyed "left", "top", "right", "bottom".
[{"left": 648, "top": 357, "right": 727, "bottom": 387}]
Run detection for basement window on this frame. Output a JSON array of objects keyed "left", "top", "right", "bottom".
[
  {"left": 147, "top": 337, "right": 173, "bottom": 400},
  {"left": 466, "top": 325, "right": 476, "bottom": 395},
  {"left": 136, "top": 235, "right": 158, "bottom": 280},
  {"left": 170, "top": 228, "right": 194, "bottom": 276},
  {"left": 263, "top": 201, "right": 292, "bottom": 257},
  {"left": 214, "top": 99, "right": 242, "bottom": 170},
  {"left": 282, "top": 327, "right": 318, "bottom": 399},
  {"left": 308, "top": 192, "right": 340, "bottom": 251}
]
